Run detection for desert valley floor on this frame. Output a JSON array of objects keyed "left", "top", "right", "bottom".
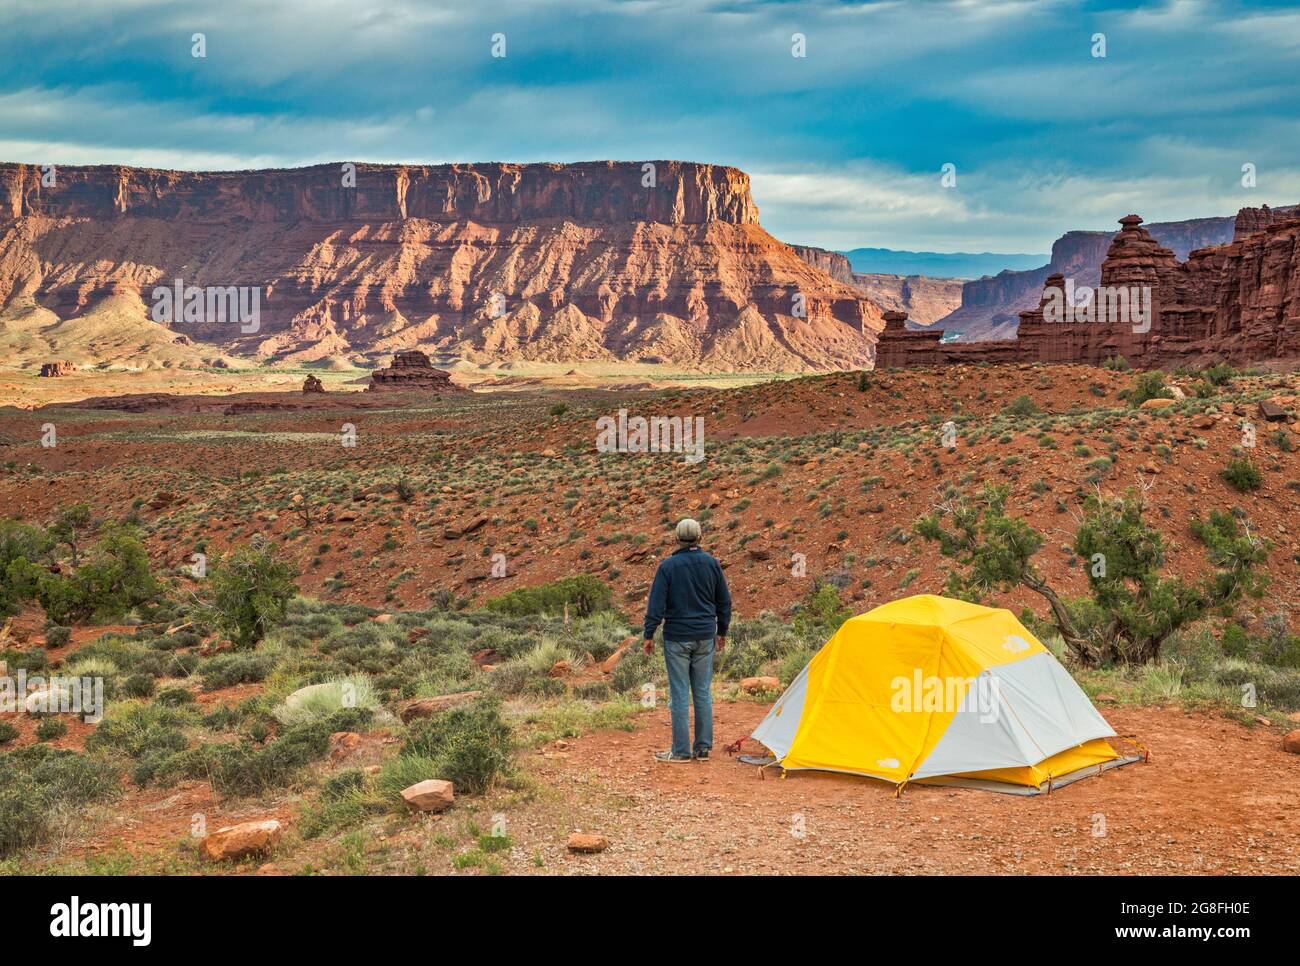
[{"left": 2, "top": 360, "right": 1299, "bottom": 874}]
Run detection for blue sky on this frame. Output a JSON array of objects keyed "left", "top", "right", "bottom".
[{"left": 2, "top": 0, "right": 1298, "bottom": 251}]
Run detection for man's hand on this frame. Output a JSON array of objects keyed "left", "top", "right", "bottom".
[
  {"left": 715, "top": 635, "right": 726, "bottom": 653},
  {"left": 643, "top": 638, "right": 655, "bottom": 656}
]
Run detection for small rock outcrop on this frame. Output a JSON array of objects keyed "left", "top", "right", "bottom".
[
  {"left": 302, "top": 374, "right": 325, "bottom": 393},
  {"left": 398, "top": 691, "right": 483, "bottom": 724},
  {"left": 401, "top": 779, "right": 455, "bottom": 813},
  {"left": 367, "top": 351, "right": 457, "bottom": 392},
  {"left": 39, "top": 361, "right": 76, "bottom": 377},
  {"left": 567, "top": 833, "right": 610, "bottom": 853},
  {"left": 201, "top": 819, "right": 283, "bottom": 861}
]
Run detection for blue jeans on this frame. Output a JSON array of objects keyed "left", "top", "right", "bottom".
[{"left": 664, "top": 638, "right": 714, "bottom": 757}]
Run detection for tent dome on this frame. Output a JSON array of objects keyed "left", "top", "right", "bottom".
[{"left": 751, "top": 595, "right": 1132, "bottom": 793}]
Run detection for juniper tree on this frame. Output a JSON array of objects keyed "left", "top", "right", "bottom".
[{"left": 914, "top": 483, "right": 1269, "bottom": 666}]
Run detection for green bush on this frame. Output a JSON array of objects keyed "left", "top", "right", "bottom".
[
  {"left": 793, "top": 584, "right": 854, "bottom": 645},
  {"left": 0, "top": 722, "right": 19, "bottom": 745},
  {"left": 1130, "top": 371, "right": 1171, "bottom": 407},
  {"left": 120, "top": 673, "right": 156, "bottom": 699},
  {"left": 401, "top": 698, "right": 512, "bottom": 795},
  {"left": 209, "top": 542, "right": 299, "bottom": 648},
  {"left": 1200, "top": 362, "right": 1238, "bottom": 387},
  {"left": 1221, "top": 457, "right": 1262, "bottom": 492},
  {"left": 34, "top": 718, "right": 67, "bottom": 742},
  {"left": 37, "top": 524, "right": 159, "bottom": 624},
  {"left": 721, "top": 615, "right": 801, "bottom": 679},
  {"left": 0, "top": 747, "right": 120, "bottom": 857},
  {"left": 84, "top": 701, "right": 193, "bottom": 761},
  {"left": 199, "top": 651, "right": 281, "bottom": 690},
  {"left": 44, "top": 625, "right": 71, "bottom": 648},
  {"left": 1221, "top": 623, "right": 1252, "bottom": 659},
  {"left": 610, "top": 649, "right": 657, "bottom": 694},
  {"left": 148, "top": 707, "right": 373, "bottom": 795},
  {"left": 155, "top": 686, "right": 195, "bottom": 707},
  {"left": 0, "top": 519, "right": 53, "bottom": 616},
  {"left": 483, "top": 575, "right": 613, "bottom": 618}
]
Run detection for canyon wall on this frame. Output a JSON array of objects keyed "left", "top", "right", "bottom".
[
  {"left": 848, "top": 273, "right": 964, "bottom": 327},
  {"left": 788, "top": 244, "right": 855, "bottom": 284},
  {"left": 935, "top": 216, "right": 1238, "bottom": 341},
  {"left": 0, "top": 161, "right": 882, "bottom": 372},
  {"left": 877, "top": 212, "right": 1300, "bottom": 369},
  {"left": 789, "top": 244, "right": 963, "bottom": 325}
]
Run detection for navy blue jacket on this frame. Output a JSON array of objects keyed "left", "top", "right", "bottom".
[{"left": 643, "top": 546, "right": 732, "bottom": 642}]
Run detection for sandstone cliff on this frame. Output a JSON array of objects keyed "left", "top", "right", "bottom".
[
  {"left": 787, "top": 245, "right": 856, "bottom": 285},
  {"left": 877, "top": 212, "right": 1300, "bottom": 369},
  {"left": 850, "top": 273, "right": 964, "bottom": 327},
  {"left": 0, "top": 161, "right": 882, "bottom": 372},
  {"left": 788, "top": 245, "right": 962, "bottom": 326},
  {"left": 936, "top": 216, "right": 1240, "bottom": 341},
  {"left": 1233, "top": 204, "right": 1299, "bottom": 241}
]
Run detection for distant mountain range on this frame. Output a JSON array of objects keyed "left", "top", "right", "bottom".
[{"left": 839, "top": 248, "right": 1047, "bottom": 280}]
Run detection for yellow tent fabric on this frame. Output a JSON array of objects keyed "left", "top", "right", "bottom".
[{"left": 751, "top": 595, "right": 1121, "bottom": 790}]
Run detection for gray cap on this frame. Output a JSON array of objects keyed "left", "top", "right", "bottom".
[{"left": 676, "top": 518, "right": 701, "bottom": 544}]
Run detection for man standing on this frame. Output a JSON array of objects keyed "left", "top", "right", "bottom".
[{"left": 643, "top": 518, "right": 732, "bottom": 763}]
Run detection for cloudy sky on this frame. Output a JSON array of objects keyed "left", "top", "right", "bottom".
[{"left": 2, "top": 0, "right": 1298, "bottom": 251}]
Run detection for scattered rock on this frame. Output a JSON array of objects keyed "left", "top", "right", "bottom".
[
  {"left": 1283, "top": 730, "right": 1300, "bottom": 755},
  {"left": 548, "top": 660, "right": 571, "bottom": 678},
  {"left": 401, "top": 779, "right": 455, "bottom": 813},
  {"left": 1259, "top": 399, "right": 1289, "bottom": 422},
  {"left": 1140, "top": 397, "right": 1178, "bottom": 410},
  {"left": 302, "top": 374, "right": 325, "bottom": 393},
  {"left": 442, "top": 517, "right": 488, "bottom": 541},
  {"left": 201, "top": 819, "right": 283, "bottom": 861},
  {"left": 1189, "top": 414, "right": 1216, "bottom": 429},
  {"left": 740, "top": 676, "right": 781, "bottom": 694},
  {"left": 567, "top": 833, "right": 609, "bottom": 853},
  {"left": 399, "top": 691, "right": 483, "bottom": 724},
  {"left": 328, "top": 731, "right": 362, "bottom": 762}
]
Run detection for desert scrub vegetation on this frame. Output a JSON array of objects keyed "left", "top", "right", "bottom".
[
  {"left": 206, "top": 539, "right": 299, "bottom": 647},
  {"left": 1034, "top": 621, "right": 1300, "bottom": 720},
  {"left": 0, "top": 515, "right": 159, "bottom": 623},
  {"left": 300, "top": 696, "right": 516, "bottom": 838},
  {"left": 483, "top": 574, "right": 613, "bottom": 618},
  {"left": 916, "top": 483, "right": 1270, "bottom": 666},
  {"left": 0, "top": 746, "right": 120, "bottom": 858}
]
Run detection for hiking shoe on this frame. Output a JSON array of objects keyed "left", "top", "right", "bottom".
[
  {"left": 693, "top": 750, "right": 709, "bottom": 761},
  {"left": 654, "top": 751, "right": 692, "bottom": 763}
]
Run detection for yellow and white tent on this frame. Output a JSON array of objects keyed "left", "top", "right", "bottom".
[{"left": 751, "top": 595, "right": 1137, "bottom": 794}]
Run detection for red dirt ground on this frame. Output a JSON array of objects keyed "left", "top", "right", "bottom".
[{"left": 531, "top": 702, "right": 1300, "bottom": 875}]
